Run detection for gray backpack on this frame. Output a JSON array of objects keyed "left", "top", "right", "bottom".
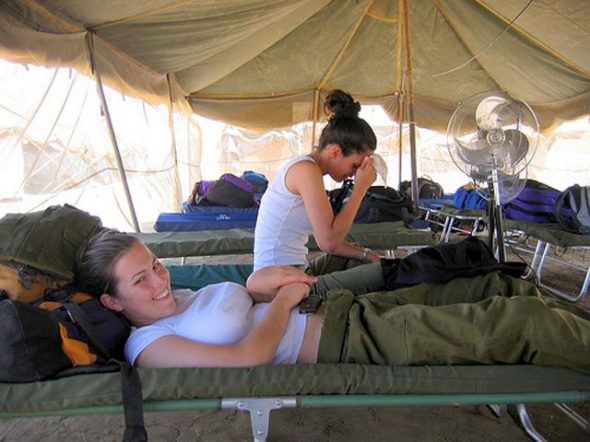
[{"left": 554, "top": 185, "right": 590, "bottom": 234}]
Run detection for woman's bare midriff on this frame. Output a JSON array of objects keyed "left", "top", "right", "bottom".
[{"left": 297, "top": 304, "right": 326, "bottom": 363}]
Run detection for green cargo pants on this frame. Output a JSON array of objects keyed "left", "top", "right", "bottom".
[
  {"left": 317, "top": 272, "right": 590, "bottom": 372},
  {"left": 306, "top": 254, "right": 384, "bottom": 298}
]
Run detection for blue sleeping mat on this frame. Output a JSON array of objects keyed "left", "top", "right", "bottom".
[{"left": 154, "top": 206, "right": 259, "bottom": 232}]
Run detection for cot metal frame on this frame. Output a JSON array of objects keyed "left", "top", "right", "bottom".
[
  {"left": 421, "top": 205, "right": 485, "bottom": 243},
  {"left": 2, "top": 392, "right": 587, "bottom": 442},
  {"left": 504, "top": 228, "right": 590, "bottom": 302}
]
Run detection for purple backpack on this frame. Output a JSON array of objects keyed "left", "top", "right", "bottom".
[
  {"left": 502, "top": 179, "right": 560, "bottom": 223},
  {"left": 203, "top": 173, "right": 257, "bottom": 208}
]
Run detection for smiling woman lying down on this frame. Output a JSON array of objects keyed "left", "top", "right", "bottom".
[{"left": 74, "top": 229, "right": 590, "bottom": 372}]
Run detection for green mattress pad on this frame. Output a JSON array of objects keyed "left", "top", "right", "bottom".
[
  {"left": 504, "top": 220, "right": 590, "bottom": 248},
  {"left": 1, "top": 364, "right": 589, "bottom": 415},
  {"left": 138, "top": 222, "right": 436, "bottom": 258}
]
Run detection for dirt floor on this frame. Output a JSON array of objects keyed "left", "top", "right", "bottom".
[{"left": 1, "top": 232, "right": 589, "bottom": 441}]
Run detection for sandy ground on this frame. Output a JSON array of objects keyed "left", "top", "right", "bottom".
[
  {"left": 1, "top": 233, "right": 589, "bottom": 441},
  {"left": 0, "top": 402, "right": 588, "bottom": 441}
]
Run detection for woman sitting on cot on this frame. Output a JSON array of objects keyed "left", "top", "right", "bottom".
[
  {"left": 253, "top": 90, "right": 381, "bottom": 273},
  {"left": 75, "top": 229, "right": 590, "bottom": 371}
]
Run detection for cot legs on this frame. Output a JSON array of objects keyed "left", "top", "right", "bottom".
[
  {"left": 516, "top": 404, "right": 546, "bottom": 442},
  {"left": 440, "top": 214, "right": 483, "bottom": 243},
  {"left": 222, "top": 397, "right": 296, "bottom": 442},
  {"left": 555, "top": 402, "right": 589, "bottom": 432},
  {"left": 533, "top": 242, "right": 589, "bottom": 302},
  {"left": 221, "top": 397, "right": 584, "bottom": 442},
  {"left": 515, "top": 402, "right": 589, "bottom": 441},
  {"left": 489, "top": 403, "right": 547, "bottom": 441},
  {"left": 487, "top": 404, "right": 506, "bottom": 417},
  {"left": 488, "top": 404, "right": 557, "bottom": 442}
]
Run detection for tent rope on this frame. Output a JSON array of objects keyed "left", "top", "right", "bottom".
[{"left": 432, "top": 0, "right": 534, "bottom": 78}]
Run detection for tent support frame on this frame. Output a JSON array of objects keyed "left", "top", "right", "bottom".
[
  {"left": 85, "top": 32, "right": 141, "bottom": 232},
  {"left": 400, "top": 0, "right": 419, "bottom": 203},
  {"left": 166, "top": 73, "right": 183, "bottom": 212}
]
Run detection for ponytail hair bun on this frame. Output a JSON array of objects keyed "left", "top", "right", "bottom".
[
  {"left": 324, "top": 89, "right": 361, "bottom": 120},
  {"left": 318, "top": 89, "right": 376, "bottom": 156}
]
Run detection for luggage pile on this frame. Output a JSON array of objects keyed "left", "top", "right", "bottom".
[{"left": 186, "top": 171, "right": 268, "bottom": 209}]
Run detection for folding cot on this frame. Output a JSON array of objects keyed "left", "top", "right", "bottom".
[
  {"left": 1, "top": 264, "right": 589, "bottom": 442},
  {"left": 2, "top": 363, "right": 588, "bottom": 441},
  {"left": 139, "top": 221, "right": 437, "bottom": 259},
  {"left": 503, "top": 219, "right": 590, "bottom": 302},
  {"left": 419, "top": 202, "right": 486, "bottom": 243},
  {"left": 417, "top": 195, "right": 455, "bottom": 211}
]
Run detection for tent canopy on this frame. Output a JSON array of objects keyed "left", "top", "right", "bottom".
[{"left": 1, "top": 0, "right": 589, "bottom": 132}]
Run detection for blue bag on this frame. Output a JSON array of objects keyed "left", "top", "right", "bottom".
[
  {"left": 502, "top": 179, "right": 560, "bottom": 223},
  {"left": 241, "top": 170, "right": 269, "bottom": 194},
  {"left": 453, "top": 185, "right": 487, "bottom": 210}
]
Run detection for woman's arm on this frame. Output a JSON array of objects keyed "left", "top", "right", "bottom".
[
  {"left": 289, "top": 157, "right": 376, "bottom": 254},
  {"left": 330, "top": 242, "right": 381, "bottom": 263},
  {"left": 135, "top": 282, "right": 310, "bottom": 368},
  {"left": 246, "top": 266, "right": 317, "bottom": 302}
]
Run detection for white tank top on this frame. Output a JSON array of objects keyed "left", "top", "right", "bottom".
[
  {"left": 253, "top": 155, "right": 316, "bottom": 271},
  {"left": 124, "top": 283, "right": 307, "bottom": 366}
]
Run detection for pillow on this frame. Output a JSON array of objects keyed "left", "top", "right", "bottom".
[{"left": 0, "top": 204, "right": 102, "bottom": 280}]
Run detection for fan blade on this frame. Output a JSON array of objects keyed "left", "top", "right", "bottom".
[
  {"left": 497, "top": 169, "right": 527, "bottom": 204},
  {"left": 476, "top": 96, "right": 510, "bottom": 131},
  {"left": 372, "top": 152, "right": 388, "bottom": 184},
  {"left": 456, "top": 137, "right": 492, "bottom": 166},
  {"left": 503, "top": 129, "right": 529, "bottom": 166}
]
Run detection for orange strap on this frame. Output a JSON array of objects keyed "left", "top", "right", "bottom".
[{"left": 58, "top": 323, "right": 97, "bottom": 366}]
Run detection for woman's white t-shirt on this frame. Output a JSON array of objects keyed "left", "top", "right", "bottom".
[
  {"left": 253, "top": 155, "right": 315, "bottom": 271},
  {"left": 124, "top": 282, "right": 307, "bottom": 366}
]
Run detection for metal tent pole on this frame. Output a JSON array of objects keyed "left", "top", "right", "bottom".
[
  {"left": 401, "top": 0, "right": 419, "bottom": 203},
  {"left": 408, "top": 102, "right": 419, "bottom": 203},
  {"left": 86, "top": 32, "right": 140, "bottom": 232},
  {"left": 166, "top": 73, "right": 183, "bottom": 211},
  {"left": 311, "top": 89, "right": 321, "bottom": 150},
  {"left": 397, "top": 94, "right": 403, "bottom": 188}
]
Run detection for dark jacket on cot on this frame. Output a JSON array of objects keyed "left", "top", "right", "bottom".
[{"left": 381, "top": 237, "right": 527, "bottom": 290}]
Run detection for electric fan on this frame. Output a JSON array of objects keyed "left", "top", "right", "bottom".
[
  {"left": 447, "top": 91, "right": 540, "bottom": 261},
  {"left": 372, "top": 152, "right": 388, "bottom": 184}
]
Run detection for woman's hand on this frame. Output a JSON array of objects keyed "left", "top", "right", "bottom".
[
  {"left": 365, "top": 249, "right": 382, "bottom": 263},
  {"left": 276, "top": 267, "right": 317, "bottom": 286},
  {"left": 273, "top": 282, "right": 311, "bottom": 310},
  {"left": 247, "top": 266, "right": 317, "bottom": 302},
  {"left": 354, "top": 156, "right": 377, "bottom": 191}
]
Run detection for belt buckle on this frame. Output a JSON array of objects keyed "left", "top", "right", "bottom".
[{"left": 298, "top": 292, "right": 322, "bottom": 314}]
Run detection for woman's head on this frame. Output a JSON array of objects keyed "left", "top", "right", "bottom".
[
  {"left": 76, "top": 229, "right": 175, "bottom": 326},
  {"left": 318, "top": 90, "right": 377, "bottom": 157}
]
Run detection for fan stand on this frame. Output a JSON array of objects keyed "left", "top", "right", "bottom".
[{"left": 486, "top": 166, "right": 507, "bottom": 263}]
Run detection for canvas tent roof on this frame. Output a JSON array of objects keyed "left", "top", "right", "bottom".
[{"left": 1, "top": 0, "right": 589, "bottom": 132}]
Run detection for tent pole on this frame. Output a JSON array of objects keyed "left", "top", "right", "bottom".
[
  {"left": 166, "top": 74, "right": 183, "bottom": 211},
  {"left": 401, "top": 0, "right": 418, "bottom": 203},
  {"left": 397, "top": 93, "right": 403, "bottom": 189},
  {"left": 408, "top": 98, "right": 419, "bottom": 203},
  {"left": 86, "top": 33, "right": 140, "bottom": 232},
  {"left": 311, "top": 89, "right": 320, "bottom": 150}
]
